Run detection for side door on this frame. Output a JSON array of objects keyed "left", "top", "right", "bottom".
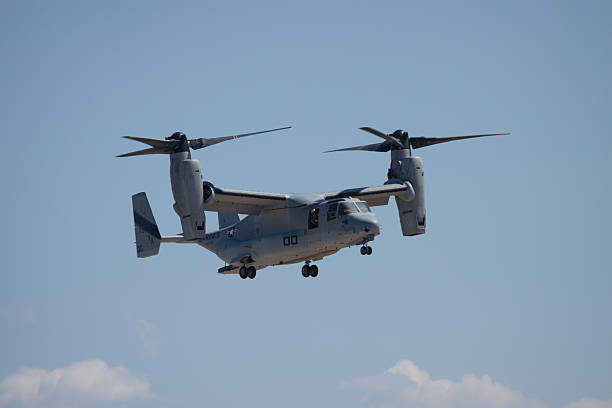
[{"left": 303, "top": 205, "right": 325, "bottom": 253}]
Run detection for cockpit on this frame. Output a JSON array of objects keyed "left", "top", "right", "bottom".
[
  {"left": 326, "top": 198, "right": 379, "bottom": 237},
  {"left": 326, "top": 199, "right": 371, "bottom": 221},
  {"left": 308, "top": 199, "right": 374, "bottom": 230}
]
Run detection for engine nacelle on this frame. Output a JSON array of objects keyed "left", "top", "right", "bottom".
[
  {"left": 202, "top": 181, "right": 216, "bottom": 204},
  {"left": 169, "top": 153, "right": 205, "bottom": 240},
  {"left": 389, "top": 151, "right": 426, "bottom": 236},
  {"left": 393, "top": 181, "right": 416, "bottom": 202}
]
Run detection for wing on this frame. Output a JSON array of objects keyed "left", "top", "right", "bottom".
[
  {"left": 206, "top": 183, "right": 412, "bottom": 214},
  {"left": 205, "top": 187, "right": 289, "bottom": 215},
  {"left": 323, "top": 183, "right": 413, "bottom": 206}
]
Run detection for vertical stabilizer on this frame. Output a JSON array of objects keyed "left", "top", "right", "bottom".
[{"left": 132, "top": 192, "right": 161, "bottom": 258}]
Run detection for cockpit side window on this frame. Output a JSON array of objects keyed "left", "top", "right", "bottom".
[
  {"left": 356, "top": 202, "right": 371, "bottom": 213},
  {"left": 338, "top": 202, "right": 359, "bottom": 216},
  {"left": 308, "top": 208, "right": 319, "bottom": 229},
  {"left": 327, "top": 202, "right": 338, "bottom": 221}
]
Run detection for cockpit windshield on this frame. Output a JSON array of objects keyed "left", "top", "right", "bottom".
[
  {"left": 338, "top": 202, "right": 359, "bottom": 216},
  {"left": 356, "top": 201, "right": 371, "bottom": 213}
]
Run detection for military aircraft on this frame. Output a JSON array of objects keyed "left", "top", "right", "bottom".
[{"left": 118, "top": 126, "right": 508, "bottom": 279}]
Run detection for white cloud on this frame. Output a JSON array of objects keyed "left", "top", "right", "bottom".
[
  {"left": 346, "top": 359, "right": 546, "bottom": 408},
  {"left": 137, "top": 319, "right": 160, "bottom": 357},
  {"left": 387, "top": 359, "right": 431, "bottom": 386},
  {"left": 564, "top": 398, "right": 612, "bottom": 408},
  {"left": 347, "top": 360, "right": 612, "bottom": 408},
  {"left": 0, "top": 359, "right": 153, "bottom": 408}
]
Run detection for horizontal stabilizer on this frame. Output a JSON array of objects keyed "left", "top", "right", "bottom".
[
  {"left": 218, "top": 213, "right": 240, "bottom": 229},
  {"left": 132, "top": 192, "right": 161, "bottom": 258},
  {"left": 161, "top": 235, "right": 190, "bottom": 243}
]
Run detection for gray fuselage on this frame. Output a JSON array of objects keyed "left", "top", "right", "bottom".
[{"left": 198, "top": 198, "right": 380, "bottom": 270}]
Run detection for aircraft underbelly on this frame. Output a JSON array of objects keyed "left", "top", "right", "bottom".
[
  {"left": 204, "top": 222, "right": 371, "bottom": 271},
  {"left": 253, "top": 229, "right": 350, "bottom": 267}
]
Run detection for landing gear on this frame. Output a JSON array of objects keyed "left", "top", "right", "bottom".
[
  {"left": 360, "top": 245, "right": 373, "bottom": 255},
  {"left": 310, "top": 265, "right": 319, "bottom": 277},
  {"left": 301, "top": 263, "right": 319, "bottom": 278},
  {"left": 240, "top": 265, "right": 257, "bottom": 279}
]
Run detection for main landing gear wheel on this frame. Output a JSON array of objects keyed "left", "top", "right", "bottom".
[
  {"left": 247, "top": 266, "right": 256, "bottom": 279},
  {"left": 301, "top": 264, "right": 319, "bottom": 278},
  {"left": 239, "top": 266, "right": 248, "bottom": 279},
  {"left": 360, "top": 245, "right": 373, "bottom": 255},
  {"left": 309, "top": 265, "right": 318, "bottom": 277}
]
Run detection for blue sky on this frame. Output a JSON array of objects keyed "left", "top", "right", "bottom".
[{"left": 1, "top": 1, "right": 611, "bottom": 407}]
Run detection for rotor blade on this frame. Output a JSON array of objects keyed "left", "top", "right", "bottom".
[
  {"left": 323, "top": 142, "right": 389, "bottom": 153},
  {"left": 116, "top": 147, "right": 166, "bottom": 157},
  {"left": 410, "top": 133, "right": 510, "bottom": 149},
  {"left": 190, "top": 126, "right": 292, "bottom": 150},
  {"left": 122, "top": 136, "right": 173, "bottom": 149},
  {"left": 359, "top": 127, "right": 404, "bottom": 148}
]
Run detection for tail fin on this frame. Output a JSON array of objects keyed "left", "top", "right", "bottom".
[
  {"left": 132, "top": 192, "right": 161, "bottom": 258},
  {"left": 218, "top": 213, "right": 239, "bottom": 229}
]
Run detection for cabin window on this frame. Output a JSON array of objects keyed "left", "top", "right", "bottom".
[
  {"left": 327, "top": 203, "right": 338, "bottom": 221},
  {"left": 356, "top": 202, "right": 371, "bottom": 213},
  {"left": 338, "top": 202, "right": 358, "bottom": 217},
  {"left": 308, "top": 208, "right": 319, "bottom": 229}
]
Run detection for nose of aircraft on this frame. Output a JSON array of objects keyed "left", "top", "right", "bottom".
[
  {"left": 367, "top": 219, "right": 381, "bottom": 236},
  {"left": 351, "top": 213, "right": 380, "bottom": 236}
]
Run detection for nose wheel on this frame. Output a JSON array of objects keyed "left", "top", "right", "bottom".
[
  {"left": 301, "top": 263, "right": 319, "bottom": 278},
  {"left": 239, "top": 265, "right": 257, "bottom": 279},
  {"left": 360, "top": 245, "right": 373, "bottom": 255}
]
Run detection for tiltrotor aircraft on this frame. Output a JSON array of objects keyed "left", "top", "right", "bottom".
[{"left": 119, "top": 126, "right": 507, "bottom": 279}]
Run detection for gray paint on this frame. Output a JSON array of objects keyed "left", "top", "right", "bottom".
[
  {"left": 121, "top": 126, "right": 505, "bottom": 278},
  {"left": 126, "top": 140, "right": 425, "bottom": 276},
  {"left": 389, "top": 150, "right": 426, "bottom": 236},
  {"left": 132, "top": 192, "right": 161, "bottom": 258}
]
